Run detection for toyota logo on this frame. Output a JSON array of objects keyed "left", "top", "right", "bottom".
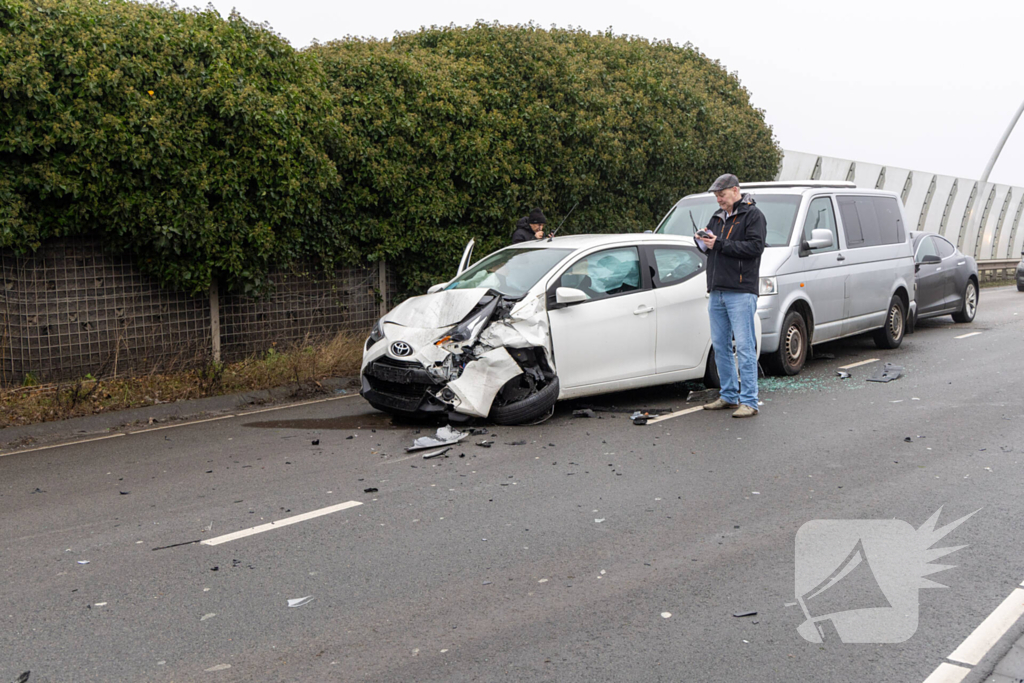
[{"left": 390, "top": 341, "right": 413, "bottom": 357}]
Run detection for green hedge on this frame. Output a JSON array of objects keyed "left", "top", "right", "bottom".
[{"left": 1, "top": 1, "right": 781, "bottom": 296}]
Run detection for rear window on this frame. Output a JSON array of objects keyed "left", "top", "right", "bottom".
[
  {"left": 656, "top": 194, "right": 801, "bottom": 247},
  {"left": 837, "top": 196, "right": 905, "bottom": 248}
]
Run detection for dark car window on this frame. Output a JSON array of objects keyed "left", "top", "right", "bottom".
[
  {"left": 657, "top": 194, "right": 801, "bottom": 247},
  {"left": 558, "top": 247, "right": 642, "bottom": 301},
  {"left": 916, "top": 235, "right": 939, "bottom": 263},
  {"left": 935, "top": 237, "right": 956, "bottom": 259},
  {"left": 837, "top": 196, "right": 904, "bottom": 248},
  {"left": 650, "top": 246, "right": 704, "bottom": 287},
  {"left": 802, "top": 197, "right": 839, "bottom": 253}
]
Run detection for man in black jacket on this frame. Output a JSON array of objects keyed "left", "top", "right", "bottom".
[
  {"left": 695, "top": 174, "right": 766, "bottom": 418},
  {"left": 511, "top": 207, "right": 548, "bottom": 244}
]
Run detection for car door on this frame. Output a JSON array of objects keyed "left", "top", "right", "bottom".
[
  {"left": 794, "top": 196, "right": 847, "bottom": 342},
  {"left": 934, "top": 237, "right": 960, "bottom": 310},
  {"left": 643, "top": 244, "right": 708, "bottom": 373},
  {"left": 546, "top": 245, "right": 656, "bottom": 388},
  {"left": 914, "top": 235, "right": 944, "bottom": 316}
]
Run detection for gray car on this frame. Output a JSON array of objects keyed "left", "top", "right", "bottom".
[
  {"left": 910, "top": 231, "right": 978, "bottom": 324},
  {"left": 1016, "top": 249, "right": 1024, "bottom": 291}
]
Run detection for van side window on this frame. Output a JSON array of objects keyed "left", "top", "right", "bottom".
[
  {"left": 837, "top": 196, "right": 904, "bottom": 248},
  {"left": 802, "top": 197, "right": 839, "bottom": 253}
]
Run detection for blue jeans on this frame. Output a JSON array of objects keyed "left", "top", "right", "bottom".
[{"left": 708, "top": 290, "right": 759, "bottom": 409}]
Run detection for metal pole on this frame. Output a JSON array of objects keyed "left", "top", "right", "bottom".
[{"left": 963, "top": 97, "right": 1024, "bottom": 253}]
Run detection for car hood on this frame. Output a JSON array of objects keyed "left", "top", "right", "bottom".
[
  {"left": 383, "top": 288, "right": 492, "bottom": 328},
  {"left": 759, "top": 246, "right": 792, "bottom": 277}
]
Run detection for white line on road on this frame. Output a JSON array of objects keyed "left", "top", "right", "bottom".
[
  {"left": 200, "top": 500, "right": 364, "bottom": 546},
  {"left": 127, "top": 413, "right": 236, "bottom": 435},
  {"left": 921, "top": 662, "right": 971, "bottom": 683},
  {"left": 838, "top": 358, "right": 880, "bottom": 370},
  {"left": 947, "top": 587, "right": 1024, "bottom": 665},
  {"left": 954, "top": 332, "right": 983, "bottom": 339},
  {"left": 0, "top": 432, "right": 125, "bottom": 458},
  {"left": 646, "top": 405, "right": 704, "bottom": 424}
]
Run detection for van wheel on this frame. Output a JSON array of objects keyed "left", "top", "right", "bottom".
[
  {"left": 873, "top": 296, "right": 906, "bottom": 349},
  {"left": 951, "top": 280, "right": 977, "bottom": 323},
  {"left": 765, "top": 310, "right": 807, "bottom": 375},
  {"left": 703, "top": 349, "right": 721, "bottom": 389}
]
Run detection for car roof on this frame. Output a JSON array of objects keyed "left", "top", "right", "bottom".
[{"left": 507, "top": 233, "right": 695, "bottom": 250}]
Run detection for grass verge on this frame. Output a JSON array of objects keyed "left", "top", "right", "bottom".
[{"left": 0, "top": 331, "right": 366, "bottom": 429}]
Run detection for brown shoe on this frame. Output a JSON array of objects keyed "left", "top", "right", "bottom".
[
  {"left": 731, "top": 405, "right": 759, "bottom": 418},
  {"left": 704, "top": 398, "right": 739, "bottom": 410}
]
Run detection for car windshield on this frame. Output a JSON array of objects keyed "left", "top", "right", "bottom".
[
  {"left": 656, "top": 194, "right": 802, "bottom": 247},
  {"left": 446, "top": 247, "right": 573, "bottom": 298}
]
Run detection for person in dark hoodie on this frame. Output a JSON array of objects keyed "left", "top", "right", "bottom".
[
  {"left": 510, "top": 207, "right": 548, "bottom": 243},
  {"left": 694, "top": 174, "right": 766, "bottom": 418}
]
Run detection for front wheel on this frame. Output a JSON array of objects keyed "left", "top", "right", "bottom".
[
  {"left": 765, "top": 310, "right": 808, "bottom": 375},
  {"left": 872, "top": 296, "right": 906, "bottom": 349},
  {"left": 951, "top": 280, "right": 978, "bottom": 323},
  {"left": 490, "top": 377, "right": 560, "bottom": 425}
]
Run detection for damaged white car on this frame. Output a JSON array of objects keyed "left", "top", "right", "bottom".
[{"left": 360, "top": 234, "right": 760, "bottom": 424}]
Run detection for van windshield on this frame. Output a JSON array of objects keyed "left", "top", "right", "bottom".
[{"left": 656, "top": 194, "right": 801, "bottom": 247}]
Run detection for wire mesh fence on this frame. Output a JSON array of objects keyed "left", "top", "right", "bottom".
[{"left": 0, "top": 240, "right": 393, "bottom": 386}]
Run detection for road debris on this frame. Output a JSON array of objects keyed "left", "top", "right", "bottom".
[
  {"left": 506, "top": 440, "right": 526, "bottom": 446},
  {"left": 573, "top": 409, "right": 595, "bottom": 418},
  {"left": 77, "top": 561, "right": 89, "bottom": 565},
  {"left": 836, "top": 370, "right": 851, "bottom": 379},
  {"left": 866, "top": 363, "right": 903, "bottom": 383},
  {"left": 733, "top": 611, "right": 758, "bottom": 618},
  {"left": 363, "top": 487, "right": 378, "bottom": 493},
  {"left": 630, "top": 411, "right": 649, "bottom": 425},
  {"left": 201, "top": 613, "right": 216, "bottom": 621},
  {"left": 476, "top": 440, "right": 494, "bottom": 448},
  {"left": 661, "top": 612, "right": 672, "bottom": 618},
  {"left": 422, "top": 447, "right": 451, "bottom": 460},
  {"left": 287, "top": 596, "right": 314, "bottom": 608},
  {"left": 595, "top": 518, "right": 605, "bottom": 523},
  {"left": 204, "top": 664, "right": 231, "bottom": 672},
  {"left": 311, "top": 439, "right": 320, "bottom": 446},
  {"left": 152, "top": 539, "right": 200, "bottom": 551},
  {"left": 406, "top": 426, "right": 466, "bottom": 452},
  {"left": 687, "top": 388, "right": 720, "bottom": 403}
]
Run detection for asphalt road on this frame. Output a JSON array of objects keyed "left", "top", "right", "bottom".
[{"left": 2, "top": 287, "right": 1023, "bottom": 683}]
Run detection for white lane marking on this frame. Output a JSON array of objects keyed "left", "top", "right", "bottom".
[
  {"left": 921, "top": 662, "right": 971, "bottom": 683},
  {"left": 947, "top": 587, "right": 1024, "bottom": 665},
  {"left": 127, "top": 414, "right": 236, "bottom": 435},
  {"left": 646, "top": 405, "right": 704, "bottom": 424},
  {"left": 954, "top": 332, "right": 982, "bottom": 339},
  {"left": 200, "top": 501, "right": 363, "bottom": 546},
  {"left": 838, "top": 358, "right": 880, "bottom": 370},
  {"left": 239, "top": 393, "right": 359, "bottom": 415},
  {"left": 1, "top": 393, "right": 362, "bottom": 456},
  {"left": 0, "top": 432, "right": 125, "bottom": 458}
]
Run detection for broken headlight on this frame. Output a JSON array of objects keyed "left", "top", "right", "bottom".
[
  {"left": 435, "top": 296, "right": 500, "bottom": 351},
  {"left": 366, "top": 320, "right": 384, "bottom": 350}
]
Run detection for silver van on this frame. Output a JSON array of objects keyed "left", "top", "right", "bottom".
[{"left": 656, "top": 180, "right": 916, "bottom": 375}]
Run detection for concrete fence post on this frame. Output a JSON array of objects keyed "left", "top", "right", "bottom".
[
  {"left": 378, "top": 260, "right": 388, "bottom": 318},
  {"left": 210, "top": 278, "right": 221, "bottom": 363}
]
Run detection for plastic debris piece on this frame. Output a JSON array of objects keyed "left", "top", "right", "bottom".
[
  {"left": 506, "top": 440, "right": 526, "bottom": 446},
  {"left": 836, "top": 371, "right": 851, "bottom": 379},
  {"left": 687, "top": 388, "right": 721, "bottom": 403},
  {"left": 363, "top": 488, "right": 378, "bottom": 493},
  {"left": 77, "top": 561, "right": 90, "bottom": 565},
  {"left": 904, "top": 437, "right": 912, "bottom": 443},
  {"left": 482, "top": 581, "right": 492, "bottom": 585},
  {"left": 119, "top": 491, "right": 130, "bottom": 495},
  {"left": 406, "top": 425, "right": 466, "bottom": 452},
  {"left": 422, "top": 447, "right": 451, "bottom": 460},
  {"left": 733, "top": 611, "right": 757, "bottom": 617},
  {"left": 311, "top": 439, "right": 320, "bottom": 446},
  {"left": 661, "top": 612, "right": 672, "bottom": 619},
  {"left": 476, "top": 441, "right": 493, "bottom": 448},
  {"left": 201, "top": 613, "right": 216, "bottom": 621},
  {"left": 594, "top": 518, "right": 605, "bottom": 523},
  {"left": 287, "top": 596, "right": 314, "bottom": 608},
  {"left": 94, "top": 602, "right": 107, "bottom": 607},
  {"left": 866, "top": 363, "right": 903, "bottom": 383},
  {"left": 631, "top": 410, "right": 649, "bottom": 425},
  {"left": 204, "top": 664, "right": 231, "bottom": 672},
  {"left": 573, "top": 409, "right": 595, "bottom": 418}
]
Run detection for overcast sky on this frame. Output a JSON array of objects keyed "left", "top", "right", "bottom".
[{"left": 204, "top": 0, "right": 1024, "bottom": 187}]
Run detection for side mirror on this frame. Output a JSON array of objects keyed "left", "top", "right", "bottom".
[
  {"left": 920, "top": 254, "right": 941, "bottom": 265},
  {"left": 555, "top": 287, "right": 588, "bottom": 305},
  {"left": 427, "top": 283, "right": 446, "bottom": 294},
  {"left": 803, "top": 228, "right": 834, "bottom": 251}
]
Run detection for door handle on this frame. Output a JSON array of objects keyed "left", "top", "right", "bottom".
[
  {"left": 633, "top": 306, "right": 655, "bottom": 315},
  {"left": 836, "top": 254, "right": 846, "bottom": 262}
]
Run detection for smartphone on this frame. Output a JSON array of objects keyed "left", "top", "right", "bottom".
[{"left": 695, "top": 230, "right": 711, "bottom": 239}]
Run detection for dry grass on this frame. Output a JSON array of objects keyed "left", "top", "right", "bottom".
[
  {"left": 980, "top": 277, "right": 1018, "bottom": 289},
  {"left": 0, "top": 331, "right": 366, "bottom": 429}
]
